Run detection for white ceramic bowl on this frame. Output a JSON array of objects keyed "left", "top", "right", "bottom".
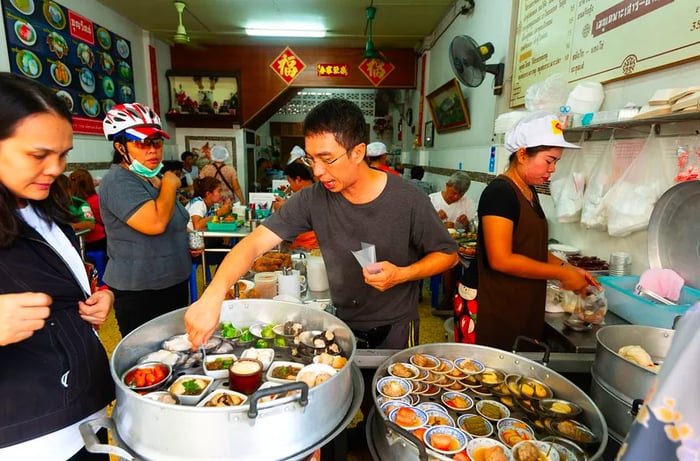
[
  {"left": 457, "top": 413, "right": 493, "bottom": 438},
  {"left": 168, "top": 374, "right": 214, "bottom": 405},
  {"left": 424, "top": 409, "right": 455, "bottom": 427},
  {"left": 380, "top": 400, "right": 410, "bottom": 417},
  {"left": 498, "top": 424, "right": 536, "bottom": 448},
  {"left": 202, "top": 353, "right": 237, "bottom": 379},
  {"left": 416, "top": 402, "right": 449, "bottom": 415},
  {"left": 466, "top": 438, "right": 514, "bottom": 461},
  {"left": 266, "top": 360, "right": 304, "bottom": 384},
  {"left": 409, "top": 353, "right": 440, "bottom": 370},
  {"left": 441, "top": 391, "right": 474, "bottom": 412},
  {"left": 240, "top": 347, "right": 274, "bottom": 371},
  {"left": 296, "top": 363, "right": 337, "bottom": 389},
  {"left": 376, "top": 376, "right": 411, "bottom": 399},
  {"left": 511, "top": 440, "right": 560, "bottom": 461},
  {"left": 387, "top": 362, "right": 420, "bottom": 380},
  {"left": 453, "top": 357, "right": 485, "bottom": 375},
  {"left": 389, "top": 406, "right": 429, "bottom": 430},
  {"left": 497, "top": 418, "right": 535, "bottom": 436},
  {"left": 424, "top": 425, "right": 470, "bottom": 455},
  {"left": 197, "top": 389, "right": 248, "bottom": 408},
  {"left": 476, "top": 399, "right": 511, "bottom": 421}
]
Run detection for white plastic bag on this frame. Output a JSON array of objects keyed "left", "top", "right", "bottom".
[
  {"left": 525, "top": 74, "right": 570, "bottom": 113},
  {"left": 549, "top": 134, "right": 587, "bottom": 223},
  {"left": 580, "top": 133, "right": 616, "bottom": 230},
  {"left": 603, "top": 130, "right": 675, "bottom": 237}
]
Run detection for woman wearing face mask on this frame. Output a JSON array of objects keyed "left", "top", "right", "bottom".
[{"left": 100, "top": 103, "right": 190, "bottom": 336}]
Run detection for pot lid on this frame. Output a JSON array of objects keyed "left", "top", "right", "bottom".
[{"left": 647, "top": 181, "right": 700, "bottom": 290}]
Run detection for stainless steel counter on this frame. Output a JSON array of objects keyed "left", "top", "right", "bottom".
[{"left": 544, "top": 311, "right": 628, "bottom": 354}]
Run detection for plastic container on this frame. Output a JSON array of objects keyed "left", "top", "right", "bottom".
[
  {"left": 253, "top": 272, "right": 277, "bottom": 299},
  {"left": 598, "top": 275, "right": 700, "bottom": 328},
  {"left": 206, "top": 221, "right": 238, "bottom": 231}
]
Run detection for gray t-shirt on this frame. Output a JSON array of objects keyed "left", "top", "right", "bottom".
[
  {"left": 264, "top": 173, "right": 457, "bottom": 329},
  {"left": 99, "top": 165, "right": 191, "bottom": 290}
]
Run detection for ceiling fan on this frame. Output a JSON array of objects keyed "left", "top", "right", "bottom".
[
  {"left": 172, "top": 1, "right": 191, "bottom": 45},
  {"left": 363, "top": 2, "right": 388, "bottom": 62}
]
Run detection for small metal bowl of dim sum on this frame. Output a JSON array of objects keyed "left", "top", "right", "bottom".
[{"left": 121, "top": 361, "right": 172, "bottom": 393}]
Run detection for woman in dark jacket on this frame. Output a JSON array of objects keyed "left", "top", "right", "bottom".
[{"left": 0, "top": 72, "right": 114, "bottom": 459}]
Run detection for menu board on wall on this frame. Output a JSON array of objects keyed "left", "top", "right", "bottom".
[
  {"left": 2, "top": 0, "right": 135, "bottom": 135},
  {"left": 511, "top": 0, "right": 700, "bottom": 107}
]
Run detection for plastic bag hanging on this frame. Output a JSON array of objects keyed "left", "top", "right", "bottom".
[
  {"left": 580, "top": 131, "right": 617, "bottom": 230},
  {"left": 603, "top": 125, "right": 675, "bottom": 237},
  {"left": 549, "top": 132, "right": 587, "bottom": 223}
]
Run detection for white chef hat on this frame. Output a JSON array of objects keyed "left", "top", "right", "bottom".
[
  {"left": 211, "top": 145, "right": 229, "bottom": 162},
  {"left": 504, "top": 112, "right": 581, "bottom": 153},
  {"left": 287, "top": 145, "right": 306, "bottom": 165},
  {"left": 366, "top": 141, "right": 388, "bottom": 158}
]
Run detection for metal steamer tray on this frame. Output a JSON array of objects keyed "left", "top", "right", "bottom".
[
  {"left": 367, "top": 343, "right": 608, "bottom": 461},
  {"left": 85, "top": 299, "right": 362, "bottom": 461}
]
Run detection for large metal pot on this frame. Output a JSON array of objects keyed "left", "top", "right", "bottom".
[
  {"left": 591, "top": 325, "right": 673, "bottom": 441},
  {"left": 594, "top": 325, "right": 672, "bottom": 402},
  {"left": 366, "top": 343, "right": 608, "bottom": 460},
  {"left": 94, "top": 299, "right": 362, "bottom": 460}
]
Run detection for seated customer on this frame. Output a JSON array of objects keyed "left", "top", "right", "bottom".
[
  {"left": 69, "top": 168, "right": 106, "bottom": 252},
  {"left": 273, "top": 163, "right": 319, "bottom": 250},
  {"left": 430, "top": 171, "right": 476, "bottom": 229},
  {"left": 408, "top": 166, "right": 433, "bottom": 195},
  {"left": 430, "top": 171, "right": 477, "bottom": 310},
  {"left": 186, "top": 177, "right": 230, "bottom": 266},
  {"left": 366, "top": 141, "right": 400, "bottom": 176},
  {"left": 55, "top": 174, "right": 95, "bottom": 234}
]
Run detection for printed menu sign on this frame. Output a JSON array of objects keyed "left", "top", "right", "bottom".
[
  {"left": 511, "top": 0, "right": 700, "bottom": 107},
  {"left": 2, "top": 0, "right": 135, "bottom": 135}
]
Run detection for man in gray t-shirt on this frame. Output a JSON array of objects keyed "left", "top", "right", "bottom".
[{"left": 185, "top": 98, "right": 458, "bottom": 350}]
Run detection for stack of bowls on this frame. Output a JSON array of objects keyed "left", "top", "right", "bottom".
[{"left": 609, "top": 252, "right": 632, "bottom": 276}]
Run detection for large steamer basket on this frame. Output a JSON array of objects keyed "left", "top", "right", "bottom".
[
  {"left": 99, "top": 299, "right": 360, "bottom": 461},
  {"left": 367, "top": 343, "right": 608, "bottom": 461}
]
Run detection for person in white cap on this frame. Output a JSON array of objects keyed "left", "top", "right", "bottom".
[
  {"left": 366, "top": 141, "right": 400, "bottom": 176},
  {"left": 99, "top": 102, "right": 191, "bottom": 336},
  {"left": 287, "top": 145, "right": 306, "bottom": 165},
  {"left": 199, "top": 145, "right": 246, "bottom": 205},
  {"left": 462, "top": 111, "right": 599, "bottom": 349}
]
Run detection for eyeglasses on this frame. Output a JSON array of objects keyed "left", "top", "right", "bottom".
[
  {"left": 129, "top": 138, "right": 164, "bottom": 149},
  {"left": 300, "top": 149, "right": 350, "bottom": 168}
]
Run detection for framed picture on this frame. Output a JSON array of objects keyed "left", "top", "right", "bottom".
[
  {"left": 185, "top": 136, "right": 237, "bottom": 166},
  {"left": 426, "top": 78, "right": 470, "bottom": 133},
  {"left": 424, "top": 121, "right": 434, "bottom": 147}
]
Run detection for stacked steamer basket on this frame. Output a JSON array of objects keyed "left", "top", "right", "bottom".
[{"left": 367, "top": 343, "right": 608, "bottom": 461}]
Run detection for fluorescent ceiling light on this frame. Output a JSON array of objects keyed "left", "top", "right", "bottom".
[{"left": 246, "top": 28, "right": 326, "bottom": 38}]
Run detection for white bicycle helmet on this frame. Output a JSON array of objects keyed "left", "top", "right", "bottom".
[{"left": 102, "top": 103, "right": 170, "bottom": 141}]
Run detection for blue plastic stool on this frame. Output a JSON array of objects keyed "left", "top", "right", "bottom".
[{"left": 85, "top": 250, "right": 107, "bottom": 286}]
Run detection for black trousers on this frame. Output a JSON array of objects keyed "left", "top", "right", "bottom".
[{"left": 112, "top": 279, "right": 189, "bottom": 336}]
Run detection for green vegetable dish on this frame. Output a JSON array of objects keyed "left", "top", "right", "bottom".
[
  {"left": 239, "top": 329, "right": 254, "bottom": 342},
  {"left": 261, "top": 324, "right": 276, "bottom": 339},
  {"left": 219, "top": 322, "right": 239, "bottom": 339},
  {"left": 255, "top": 339, "right": 270, "bottom": 349}
]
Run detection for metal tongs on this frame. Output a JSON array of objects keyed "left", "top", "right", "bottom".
[{"left": 635, "top": 284, "right": 677, "bottom": 306}]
